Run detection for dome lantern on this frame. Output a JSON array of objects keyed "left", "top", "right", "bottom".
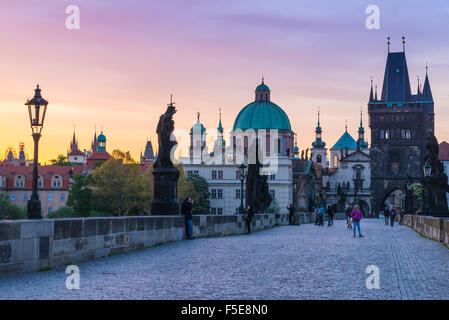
[{"left": 255, "top": 77, "right": 270, "bottom": 102}]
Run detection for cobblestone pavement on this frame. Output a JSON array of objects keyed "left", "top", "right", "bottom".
[{"left": 1, "top": 219, "right": 449, "bottom": 300}]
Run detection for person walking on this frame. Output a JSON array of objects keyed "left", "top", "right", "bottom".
[
  {"left": 327, "top": 205, "right": 334, "bottom": 226},
  {"left": 287, "top": 204, "right": 295, "bottom": 225},
  {"left": 346, "top": 204, "right": 353, "bottom": 229},
  {"left": 244, "top": 205, "right": 254, "bottom": 234},
  {"left": 384, "top": 204, "right": 390, "bottom": 226},
  {"left": 399, "top": 208, "right": 405, "bottom": 225},
  {"left": 181, "top": 197, "right": 194, "bottom": 240},
  {"left": 350, "top": 205, "right": 364, "bottom": 238},
  {"left": 318, "top": 204, "right": 325, "bottom": 226},
  {"left": 390, "top": 207, "right": 397, "bottom": 227}
]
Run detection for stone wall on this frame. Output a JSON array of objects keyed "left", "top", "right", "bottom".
[
  {"left": 0, "top": 213, "right": 290, "bottom": 275},
  {"left": 403, "top": 215, "right": 449, "bottom": 247}
]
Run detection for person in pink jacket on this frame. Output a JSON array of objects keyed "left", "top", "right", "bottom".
[{"left": 350, "top": 205, "right": 364, "bottom": 238}]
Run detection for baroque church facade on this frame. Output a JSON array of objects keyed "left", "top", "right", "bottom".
[{"left": 180, "top": 80, "right": 294, "bottom": 215}]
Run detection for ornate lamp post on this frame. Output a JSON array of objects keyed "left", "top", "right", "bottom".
[
  {"left": 25, "top": 85, "right": 48, "bottom": 219},
  {"left": 423, "top": 161, "right": 432, "bottom": 216},
  {"left": 238, "top": 163, "right": 247, "bottom": 214}
]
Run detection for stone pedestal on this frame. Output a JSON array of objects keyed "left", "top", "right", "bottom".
[{"left": 151, "top": 167, "right": 180, "bottom": 215}]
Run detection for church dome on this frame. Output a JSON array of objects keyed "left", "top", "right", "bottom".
[
  {"left": 97, "top": 132, "right": 106, "bottom": 142},
  {"left": 233, "top": 80, "right": 291, "bottom": 132}
]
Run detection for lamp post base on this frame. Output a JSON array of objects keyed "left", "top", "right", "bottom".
[{"left": 27, "top": 198, "right": 42, "bottom": 219}]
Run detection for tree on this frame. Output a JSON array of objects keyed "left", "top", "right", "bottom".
[
  {"left": 91, "top": 158, "right": 151, "bottom": 216},
  {"left": 50, "top": 154, "right": 75, "bottom": 166},
  {"left": 267, "top": 198, "right": 280, "bottom": 214},
  {"left": 111, "top": 149, "right": 136, "bottom": 164},
  {"left": 176, "top": 164, "right": 199, "bottom": 205},
  {"left": 187, "top": 172, "right": 210, "bottom": 214},
  {"left": 412, "top": 183, "right": 424, "bottom": 211},
  {"left": 67, "top": 174, "right": 92, "bottom": 217},
  {"left": 0, "top": 192, "right": 9, "bottom": 219},
  {"left": 0, "top": 192, "right": 26, "bottom": 220}
]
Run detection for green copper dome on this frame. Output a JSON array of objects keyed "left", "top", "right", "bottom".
[
  {"left": 233, "top": 101, "right": 291, "bottom": 131},
  {"left": 233, "top": 80, "right": 291, "bottom": 132},
  {"left": 97, "top": 132, "right": 106, "bottom": 142}
]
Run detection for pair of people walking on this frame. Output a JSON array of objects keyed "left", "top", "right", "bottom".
[{"left": 384, "top": 204, "right": 397, "bottom": 227}]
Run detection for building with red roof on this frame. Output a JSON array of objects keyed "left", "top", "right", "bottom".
[{"left": 0, "top": 164, "right": 84, "bottom": 216}]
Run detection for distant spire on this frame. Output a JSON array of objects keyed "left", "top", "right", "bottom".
[
  {"left": 345, "top": 120, "right": 348, "bottom": 132},
  {"left": 422, "top": 64, "right": 433, "bottom": 101},
  {"left": 402, "top": 36, "right": 406, "bottom": 52},
  {"left": 197, "top": 112, "right": 200, "bottom": 122},
  {"left": 360, "top": 107, "right": 363, "bottom": 127},
  {"left": 217, "top": 108, "right": 223, "bottom": 134},
  {"left": 387, "top": 36, "right": 391, "bottom": 53},
  {"left": 317, "top": 106, "right": 320, "bottom": 126},
  {"left": 262, "top": 75, "right": 264, "bottom": 84},
  {"left": 375, "top": 85, "right": 378, "bottom": 100},
  {"left": 369, "top": 77, "right": 374, "bottom": 102}
]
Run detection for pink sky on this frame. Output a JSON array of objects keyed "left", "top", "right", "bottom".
[{"left": 1, "top": 0, "right": 449, "bottom": 162}]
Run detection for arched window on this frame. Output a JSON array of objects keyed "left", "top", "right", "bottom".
[
  {"left": 38, "top": 175, "right": 44, "bottom": 188},
  {"left": 51, "top": 175, "right": 63, "bottom": 188},
  {"left": 333, "top": 154, "right": 339, "bottom": 167},
  {"left": 317, "top": 154, "right": 322, "bottom": 164},
  {"left": 14, "top": 175, "right": 25, "bottom": 188}
]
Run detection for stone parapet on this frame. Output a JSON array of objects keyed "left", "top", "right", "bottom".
[{"left": 0, "top": 213, "right": 289, "bottom": 275}]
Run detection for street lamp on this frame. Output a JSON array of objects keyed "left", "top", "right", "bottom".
[
  {"left": 25, "top": 85, "right": 48, "bottom": 219},
  {"left": 423, "top": 161, "right": 432, "bottom": 216},
  {"left": 423, "top": 161, "right": 432, "bottom": 178},
  {"left": 238, "top": 163, "right": 247, "bottom": 214}
]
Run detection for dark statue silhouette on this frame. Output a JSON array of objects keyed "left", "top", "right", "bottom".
[
  {"left": 151, "top": 102, "right": 180, "bottom": 215},
  {"left": 154, "top": 105, "right": 177, "bottom": 168},
  {"left": 245, "top": 139, "right": 272, "bottom": 214},
  {"left": 422, "top": 135, "right": 449, "bottom": 217}
]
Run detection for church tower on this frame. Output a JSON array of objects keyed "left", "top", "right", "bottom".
[
  {"left": 368, "top": 38, "right": 434, "bottom": 212},
  {"left": 358, "top": 109, "right": 369, "bottom": 152},
  {"left": 140, "top": 139, "right": 155, "bottom": 166},
  {"left": 213, "top": 108, "right": 226, "bottom": 163},
  {"left": 189, "top": 112, "right": 207, "bottom": 164},
  {"left": 310, "top": 108, "right": 327, "bottom": 166}
]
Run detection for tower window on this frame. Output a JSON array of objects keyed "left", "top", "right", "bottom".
[
  {"left": 317, "top": 154, "right": 322, "bottom": 164},
  {"left": 390, "top": 151, "right": 400, "bottom": 175}
]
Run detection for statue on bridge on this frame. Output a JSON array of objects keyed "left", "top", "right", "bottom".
[
  {"left": 422, "top": 135, "right": 449, "bottom": 217},
  {"left": 151, "top": 97, "right": 180, "bottom": 215},
  {"left": 245, "top": 139, "right": 272, "bottom": 214}
]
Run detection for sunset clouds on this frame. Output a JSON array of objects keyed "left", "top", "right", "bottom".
[{"left": 1, "top": 0, "right": 448, "bottom": 162}]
